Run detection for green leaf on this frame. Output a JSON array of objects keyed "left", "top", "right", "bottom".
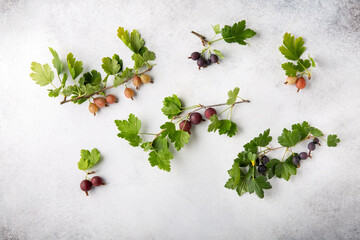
[
  {"left": 281, "top": 62, "right": 298, "bottom": 77},
  {"left": 80, "top": 70, "right": 102, "bottom": 86},
  {"left": 48, "top": 88, "right": 61, "bottom": 98},
  {"left": 117, "top": 27, "right": 144, "bottom": 53},
  {"left": 62, "top": 85, "right": 78, "bottom": 97},
  {"left": 78, "top": 148, "right": 101, "bottom": 171},
  {"left": 247, "top": 176, "right": 272, "bottom": 199},
  {"left": 114, "top": 67, "right": 134, "bottom": 87},
  {"left": 243, "top": 140, "right": 258, "bottom": 153},
  {"left": 225, "top": 163, "right": 248, "bottom": 196},
  {"left": 212, "top": 24, "right": 221, "bottom": 34},
  {"left": 30, "top": 62, "right": 54, "bottom": 86},
  {"left": 160, "top": 122, "right": 176, "bottom": 138},
  {"left": 309, "top": 54, "right": 316, "bottom": 67},
  {"left": 61, "top": 73, "right": 68, "bottom": 87},
  {"left": 207, "top": 115, "right": 221, "bottom": 132},
  {"left": 275, "top": 155, "right": 297, "bottom": 181},
  {"left": 278, "top": 128, "right": 301, "bottom": 147},
  {"left": 221, "top": 20, "right": 256, "bottom": 45},
  {"left": 291, "top": 121, "right": 311, "bottom": 140},
  {"left": 67, "top": 52, "right": 83, "bottom": 80},
  {"left": 161, "top": 95, "right": 182, "bottom": 119},
  {"left": 140, "top": 142, "right": 153, "bottom": 152},
  {"left": 266, "top": 159, "right": 281, "bottom": 179},
  {"left": 49, "top": 47, "right": 63, "bottom": 75},
  {"left": 226, "top": 87, "right": 240, "bottom": 105},
  {"left": 279, "top": 33, "right": 305, "bottom": 61},
  {"left": 101, "top": 55, "right": 122, "bottom": 75},
  {"left": 115, "top": 114, "right": 143, "bottom": 147},
  {"left": 254, "top": 129, "right": 272, "bottom": 147},
  {"left": 148, "top": 137, "right": 173, "bottom": 171},
  {"left": 298, "top": 59, "right": 311, "bottom": 69},
  {"left": 131, "top": 53, "right": 145, "bottom": 70},
  {"left": 234, "top": 151, "right": 252, "bottom": 167},
  {"left": 327, "top": 134, "right": 340, "bottom": 147},
  {"left": 207, "top": 115, "right": 237, "bottom": 137},
  {"left": 212, "top": 49, "right": 224, "bottom": 59},
  {"left": 308, "top": 127, "right": 324, "bottom": 137},
  {"left": 139, "top": 47, "right": 156, "bottom": 62},
  {"left": 160, "top": 122, "right": 189, "bottom": 151}
]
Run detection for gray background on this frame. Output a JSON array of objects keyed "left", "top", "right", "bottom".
[{"left": 0, "top": 0, "right": 359, "bottom": 239}]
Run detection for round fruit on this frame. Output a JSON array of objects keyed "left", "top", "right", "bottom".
[
  {"left": 132, "top": 75, "right": 142, "bottom": 90},
  {"left": 140, "top": 74, "right": 152, "bottom": 84},
  {"left": 261, "top": 155, "right": 270, "bottom": 165},
  {"left": 204, "top": 108, "right": 217, "bottom": 119},
  {"left": 206, "top": 59, "right": 212, "bottom": 66},
  {"left": 210, "top": 54, "right": 218, "bottom": 64},
  {"left": 189, "top": 52, "right": 201, "bottom": 60},
  {"left": 313, "top": 138, "right": 320, "bottom": 144},
  {"left": 94, "top": 97, "right": 107, "bottom": 108},
  {"left": 105, "top": 94, "right": 118, "bottom": 104},
  {"left": 258, "top": 165, "right": 267, "bottom": 174},
  {"left": 179, "top": 120, "right": 191, "bottom": 133},
  {"left": 91, "top": 176, "right": 105, "bottom": 187},
  {"left": 308, "top": 142, "right": 316, "bottom": 151},
  {"left": 285, "top": 76, "right": 297, "bottom": 85},
  {"left": 296, "top": 77, "right": 306, "bottom": 92},
  {"left": 299, "top": 152, "right": 308, "bottom": 160},
  {"left": 292, "top": 155, "right": 301, "bottom": 165},
  {"left": 124, "top": 88, "right": 135, "bottom": 100},
  {"left": 88, "top": 103, "right": 98, "bottom": 116},
  {"left": 80, "top": 180, "right": 92, "bottom": 196},
  {"left": 190, "top": 112, "right": 203, "bottom": 125},
  {"left": 197, "top": 58, "right": 207, "bottom": 68}
]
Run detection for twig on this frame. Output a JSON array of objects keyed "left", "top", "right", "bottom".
[
  {"left": 191, "top": 31, "right": 209, "bottom": 46},
  {"left": 60, "top": 67, "right": 152, "bottom": 104}
]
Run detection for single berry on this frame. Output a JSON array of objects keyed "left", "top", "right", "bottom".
[
  {"left": 261, "top": 155, "right": 270, "bottom": 165},
  {"left": 189, "top": 52, "right": 200, "bottom": 60},
  {"left": 190, "top": 112, "right": 203, "bottom": 125},
  {"left": 80, "top": 180, "right": 92, "bottom": 196},
  {"left": 204, "top": 108, "right": 217, "bottom": 119},
  {"left": 308, "top": 142, "right": 316, "bottom": 151},
  {"left": 179, "top": 120, "right": 191, "bottom": 133},
  {"left": 88, "top": 103, "right": 98, "bottom": 116},
  {"left": 124, "top": 87, "right": 135, "bottom": 100},
  {"left": 105, "top": 94, "right": 118, "bottom": 104},
  {"left": 94, "top": 97, "right": 108, "bottom": 108},
  {"left": 285, "top": 76, "right": 297, "bottom": 85},
  {"left": 197, "top": 58, "right": 207, "bottom": 69},
  {"left": 140, "top": 74, "right": 152, "bottom": 84},
  {"left": 313, "top": 138, "right": 320, "bottom": 144},
  {"left": 299, "top": 152, "right": 308, "bottom": 160},
  {"left": 258, "top": 165, "right": 267, "bottom": 174},
  {"left": 91, "top": 176, "right": 105, "bottom": 187},
  {"left": 210, "top": 54, "right": 219, "bottom": 64},
  {"left": 292, "top": 155, "right": 301, "bottom": 165},
  {"left": 296, "top": 77, "right": 306, "bottom": 92},
  {"left": 206, "top": 59, "right": 212, "bottom": 66},
  {"left": 132, "top": 75, "right": 142, "bottom": 90}
]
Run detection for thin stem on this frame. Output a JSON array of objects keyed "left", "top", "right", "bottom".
[
  {"left": 60, "top": 67, "right": 152, "bottom": 104},
  {"left": 191, "top": 31, "right": 209, "bottom": 46},
  {"left": 139, "top": 133, "right": 157, "bottom": 136},
  {"left": 281, "top": 148, "right": 289, "bottom": 162},
  {"left": 209, "top": 38, "right": 224, "bottom": 44}
]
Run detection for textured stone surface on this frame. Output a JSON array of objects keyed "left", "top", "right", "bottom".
[{"left": 0, "top": 0, "right": 359, "bottom": 239}]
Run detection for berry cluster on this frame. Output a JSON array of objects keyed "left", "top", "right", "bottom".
[
  {"left": 188, "top": 52, "right": 219, "bottom": 70},
  {"left": 292, "top": 137, "right": 320, "bottom": 166},
  {"left": 80, "top": 173, "right": 106, "bottom": 196},
  {"left": 284, "top": 76, "right": 308, "bottom": 92},
  {"left": 179, "top": 108, "right": 217, "bottom": 133}
]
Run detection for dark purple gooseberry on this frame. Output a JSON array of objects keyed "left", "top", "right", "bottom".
[
  {"left": 210, "top": 54, "right": 219, "bottom": 63},
  {"left": 190, "top": 52, "right": 200, "bottom": 60},
  {"left": 91, "top": 176, "right": 105, "bottom": 187},
  {"left": 261, "top": 155, "right": 270, "bottom": 165},
  {"left": 258, "top": 165, "right": 267, "bottom": 174},
  {"left": 197, "top": 58, "right": 207, "bottom": 68},
  {"left": 204, "top": 108, "right": 217, "bottom": 119},
  {"left": 313, "top": 138, "right": 320, "bottom": 144},
  {"left": 206, "top": 59, "right": 212, "bottom": 66},
  {"left": 80, "top": 180, "right": 92, "bottom": 196},
  {"left": 292, "top": 155, "right": 301, "bottom": 165},
  {"left": 179, "top": 120, "right": 192, "bottom": 133},
  {"left": 190, "top": 112, "right": 203, "bottom": 125},
  {"left": 299, "top": 152, "right": 308, "bottom": 160},
  {"left": 308, "top": 142, "right": 316, "bottom": 151}
]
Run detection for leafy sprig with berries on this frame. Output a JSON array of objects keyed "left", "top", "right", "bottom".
[
  {"left": 30, "top": 27, "right": 156, "bottom": 116},
  {"left": 225, "top": 121, "right": 340, "bottom": 198},
  {"left": 280, "top": 33, "right": 316, "bottom": 92},
  {"left": 78, "top": 148, "right": 106, "bottom": 196},
  {"left": 189, "top": 20, "right": 256, "bottom": 69},
  {"left": 115, "top": 87, "right": 250, "bottom": 171}
]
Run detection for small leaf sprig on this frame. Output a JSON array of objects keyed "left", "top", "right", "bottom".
[
  {"left": 280, "top": 33, "right": 316, "bottom": 92},
  {"left": 225, "top": 121, "right": 340, "bottom": 199},
  {"left": 77, "top": 148, "right": 106, "bottom": 196},
  {"left": 188, "top": 20, "right": 256, "bottom": 69},
  {"left": 115, "top": 87, "right": 250, "bottom": 172},
  {"left": 30, "top": 27, "right": 156, "bottom": 116}
]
